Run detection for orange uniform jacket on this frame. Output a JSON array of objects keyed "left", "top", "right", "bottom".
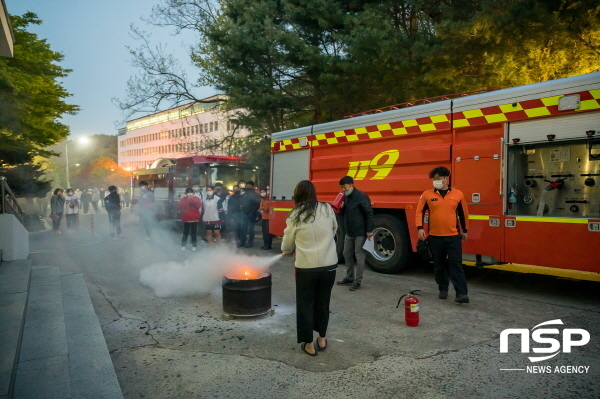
[
  {"left": 416, "top": 187, "right": 469, "bottom": 236},
  {"left": 259, "top": 198, "right": 270, "bottom": 220}
]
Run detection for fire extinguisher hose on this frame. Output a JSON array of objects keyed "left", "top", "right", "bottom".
[{"left": 396, "top": 290, "right": 421, "bottom": 308}]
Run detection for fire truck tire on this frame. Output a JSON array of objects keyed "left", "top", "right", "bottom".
[{"left": 366, "top": 214, "right": 410, "bottom": 274}]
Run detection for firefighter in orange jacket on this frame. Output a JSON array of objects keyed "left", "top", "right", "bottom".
[{"left": 416, "top": 166, "right": 470, "bottom": 304}]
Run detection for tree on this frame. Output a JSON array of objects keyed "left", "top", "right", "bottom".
[
  {"left": 119, "top": 0, "right": 599, "bottom": 180},
  {"left": 43, "top": 135, "right": 123, "bottom": 190},
  {"left": 0, "top": 12, "right": 79, "bottom": 167}
]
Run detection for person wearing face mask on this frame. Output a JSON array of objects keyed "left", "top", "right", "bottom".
[
  {"left": 259, "top": 188, "right": 272, "bottom": 250},
  {"left": 238, "top": 180, "right": 261, "bottom": 248},
  {"left": 64, "top": 188, "right": 80, "bottom": 230},
  {"left": 336, "top": 176, "right": 374, "bottom": 291},
  {"left": 227, "top": 185, "right": 242, "bottom": 244},
  {"left": 416, "top": 166, "right": 470, "bottom": 304},
  {"left": 213, "top": 183, "right": 228, "bottom": 238},
  {"left": 202, "top": 186, "right": 222, "bottom": 245},
  {"left": 137, "top": 181, "right": 155, "bottom": 240},
  {"left": 179, "top": 187, "right": 202, "bottom": 251},
  {"left": 104, "top": 185, "right": 122, "bottom": 240},
  {"left": 50, "top": 188, "right": 65, "bottom": 234}
]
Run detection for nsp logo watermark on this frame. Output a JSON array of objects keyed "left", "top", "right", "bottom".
[{"left": 499, "top": 319, "right": 591, "bottom": 373}]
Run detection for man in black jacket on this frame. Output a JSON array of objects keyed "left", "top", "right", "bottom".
[
  {"left": 104, "top": 185, "right": 122, "bottom": 239},
  {"left": 239, "top": 180, "right": 261, "bottom": 248},
  {"left": 337, "top": 176, "right": 374, "bottom": 291},
  {"left": 227, "top": 185, "right": 242, "bottom": 244}
]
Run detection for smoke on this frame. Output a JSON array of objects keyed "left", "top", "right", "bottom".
[{"left": 139, "top": 246, "right": 283, "bottom": 298}]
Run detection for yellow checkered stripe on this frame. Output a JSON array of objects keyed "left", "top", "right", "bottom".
[{"left": 271, "top": 89, "right": 600, "bottom": 152}]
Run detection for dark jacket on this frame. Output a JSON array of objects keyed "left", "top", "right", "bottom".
[
  {"left": 340, "top": 188, "right": 374, "bottom": 237},
  {"left": 227, "top": 193, "right": 242, "bottom": 216},
  {"left": 104, "top": 191, "right": 121, "bottom": 214},
  {"left": 50, "top": 195, "right": 65, "bottom": 214},
  {"left": 240, "top": 190, "right": 261, "bottom": 214}
]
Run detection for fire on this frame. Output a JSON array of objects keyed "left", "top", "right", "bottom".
[{"left": 225, "top": 267, "right": 267, "bottom": 280}]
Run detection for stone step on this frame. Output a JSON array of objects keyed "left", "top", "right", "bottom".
[
  {"left": 61, "top": 273, "right": 123, "bottom": 399},
  {"left": 13, "top": 266, "right": 70, "bottom": 399},
  {"left": 0, "top": 259, "right": 32, "bottom": 399},
  {"left": 12, "top": 268, "right": 123, "bottom": 399}
]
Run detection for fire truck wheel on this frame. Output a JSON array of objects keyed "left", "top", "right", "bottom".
[{"left": 366, "top": 215, "right": 410, "bottom": 274}]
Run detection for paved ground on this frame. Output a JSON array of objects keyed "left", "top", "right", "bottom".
[{"left": 30, "top": 209, "right": 600, "bottom": 399}]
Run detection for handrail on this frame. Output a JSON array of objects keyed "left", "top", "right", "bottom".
[{"left": 0, "top": 176, "right": 25, "bottom": 225}]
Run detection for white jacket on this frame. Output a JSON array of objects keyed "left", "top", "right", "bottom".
[
  {"left": 202, "top": 196, "right": 220, "bottom": 222},
  {"left": 64, "top": 195, "right": 80, "bottom": 214},
  {"left": 281, "top": 203, "right": 338, "bottom": 269}
]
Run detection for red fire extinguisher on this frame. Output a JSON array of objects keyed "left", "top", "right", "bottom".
[
  {"left": 396, "top": 290, "right": 421, "bottom": 327},
  {"left": 330, "top": 192, "right": 344, "bottom": 214}
]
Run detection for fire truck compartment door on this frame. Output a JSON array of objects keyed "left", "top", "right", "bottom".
[
  {"left": 272, "top": 149, "right": 310, "bottom": 200},
  {"left": 509, "top": 111, "right": 600, "bottom": 144},
  {"left": 453, "top": 141, "right": 503, "bottom": 260}
]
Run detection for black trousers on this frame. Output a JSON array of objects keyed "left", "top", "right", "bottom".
[
  {"left": 108, "top": 212, "right": 121, "bottom": 236},
  {"left": 52, "top": 213, "right": 63, "bottom": 231},
  {"left": 261, "top": 219, "right": 272, "bottom": 248},
  {"left": 82, "top": 201, "right": 90, "bottom": 214},
  {"left": 182, "top": 222, "right": 198, "bottom": 247},
  {"left": 295, "top": 266, "right": 336, "bottom": 343},
  {"left": 428, "top": 235, "right": 468, "bottom": 296},
  {"left": 228, "top": 214, "right": 241, "bottom": 242},
  {"left": 239, "top": 213, "right": 256, "bottom": 245},
  {"left": 65, "top": 214, "right": 77, "bottom": 229}
]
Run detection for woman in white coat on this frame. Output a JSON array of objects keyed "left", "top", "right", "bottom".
[{"left": 281, "top": 180, "right": 338, "bottom": 356}]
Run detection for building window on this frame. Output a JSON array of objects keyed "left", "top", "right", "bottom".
[
  {"left": 200, "top": 124, "right": 203, "bottom": 134},
  {"left": 204, "top": 123, "right": 208, "bottom": 133}
]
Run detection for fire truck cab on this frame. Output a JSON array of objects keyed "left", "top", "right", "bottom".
[
  {"left": 132, "top": 155, "right": 259, "bottom": 219},
  {"left": 269, "top": 72, "right": 600, "bottom": 274}
]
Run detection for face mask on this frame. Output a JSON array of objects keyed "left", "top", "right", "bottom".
[
  {"left": 260, "top": 193, "right": 266, "bottom": 198},
  {"left": 240, "top": 191, "right": 245, "bottom": 195},
  {"left": 239, "top": 184, "right": 245, "bottom": 188},
  {"left": 193, "top": 187, "right": 199, "bottom": 192},
  {"left": 433, "top": 180, "right": 445, "bottom": 189},
  {"left": 141, "top": 186, "right": 147, "bottom": 191},
  {"left": 207, "top": 191, "right": 213, "bottom": 196},
  {"left": 186, "top": 193, "right": 193, "bottom": 198},
  {"left": 343, "top": 188, "right": 353, "bottom": 196}
]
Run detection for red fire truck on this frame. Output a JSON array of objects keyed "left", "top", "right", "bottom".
[
  {"left": 269, "top": 72, "right": 600, "bottom": 274},
  {"left": 131, "top": 155, "right": 259, "bottom": 219}
]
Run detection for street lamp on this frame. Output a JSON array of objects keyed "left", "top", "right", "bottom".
[{"left": 65, "top": 137, "right": 91, "bottom": 188}]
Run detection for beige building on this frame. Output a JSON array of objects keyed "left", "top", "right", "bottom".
[{"left": 118, "top": 95, "right": 250, "bottom": 170}]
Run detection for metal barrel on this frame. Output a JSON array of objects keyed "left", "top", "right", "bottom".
[{"left": 222, "top": 273, "right": 272, "bottom": 316}]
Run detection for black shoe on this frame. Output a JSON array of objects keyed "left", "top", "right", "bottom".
[
  {"left": 349, "top": 282, "right": 361, "bottom": 291},
  {"left": 262, "top": 247, "right": 272, "bottom": 250},
  {"left": 455, "top": 294, "right": 470, "bottom": 304},
  {"left": 238, "top": 243, "right": 245, "bottom": 248},
  {"left": 439, "top": 291, "right": 448, "bottom": 299},
  {"left": 260, "top": 246, "right": 266, "bottom": 250},
  {"left": 336, "top": 278, "right": 354, "bottom": 286},
  {"left": 245, "top": 243, "right": 252, "bottom": 248}
]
